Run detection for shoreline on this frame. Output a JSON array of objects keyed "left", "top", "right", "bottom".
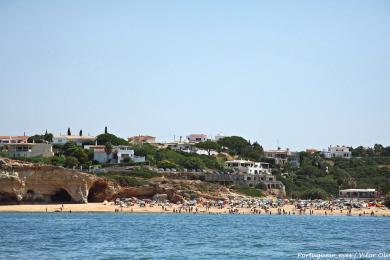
[{"left": 1, "top": 203, "right": 389, "bottom": 217}]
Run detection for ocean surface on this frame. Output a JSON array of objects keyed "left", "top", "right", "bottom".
[{"left": 0, "top": 213, "right": 389, "bottom": 259}]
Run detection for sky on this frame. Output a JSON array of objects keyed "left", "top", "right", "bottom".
[{"left": 0, "top": 1, "right": 389, "bottom": 151}]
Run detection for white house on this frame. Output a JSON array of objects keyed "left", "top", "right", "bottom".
[
  {"left": 322, "top": 146, "right": 352, "bottom": 159},
  {"left": 165, "top": 141, "right": 193, "bottom": 153},
  {"left": 195, "top": 149, "right": 218, "bottom": 156},
  {"left": 226, "top": 160, "right": 272, "bottom": 175},
  {"left": 165, "top": 141, "right": 218, "bottom": 156},
  {"left": 53, "top": 135, "right": 96, "bottom": 146},
  {"left": 186, "top": 134, "right": 208, "bottom": 143},
  {"left": 88, "top": 145, "right": 145, "bottom": 164},
  {"left": 214, "top": 132, "right": 228, "bottom": 141}
]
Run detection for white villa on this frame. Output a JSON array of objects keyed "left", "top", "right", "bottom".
[
  {"left": 53, "top": 135, "right": 96, "bottom": 146},
  {"left": 186, "top": 134, "right": 208, "bottom": 143},
  {"left": 165, "top": 141, "right": 218, "bottom": 155},
  {"left": 226, "top": 160, "right": 272, "bottom": 175},
  {"left": 87, "top": 145, "right": 145, "bottom": 164},
  {"left": 214, "top": 132, "right": 228, "bottom": 141},
  {"left": 322, "top": 146, "right": 352, "bottom": 159}
]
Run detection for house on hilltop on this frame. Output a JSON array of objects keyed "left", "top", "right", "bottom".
[
  {"left": 128, "top": 135, "right": 156, "bottom": 144},
  {"left": 53, "top": 135, "right": 96, "bottom": 146},
  {"left": 322, "top": 146, "right": 352, "bottom": 159},
  {"left": 0, "top": 135, "right": 29, "bottom": 146},
  {"left": 4, "top": 143, "right": 54, "bottom": 158},
  {"left": 186, "top": 134, "right": 208, "bottom": 143},
  {"left": 86, "top": 145, "right": 145, "bottom": 164}
]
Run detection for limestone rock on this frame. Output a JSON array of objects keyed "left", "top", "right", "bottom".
[{"left": 0, "top": 158, "right": 118, "bottom": 204}]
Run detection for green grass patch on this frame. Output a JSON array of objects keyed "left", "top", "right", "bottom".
[{"left": 234, "top": 186, "right": 264, "bottom": 197}]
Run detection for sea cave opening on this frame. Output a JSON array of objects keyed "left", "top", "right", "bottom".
[
  {"left": 0, "top": 192, "right": 18, "bottom": 204},
  {"left": 88, "top": 180, "right": 108, "bottom": 202},
  {"left": 51, "top": 189, "right": 72, "bottom": 203}
]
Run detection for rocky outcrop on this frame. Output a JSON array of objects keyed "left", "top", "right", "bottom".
[
  {"left": 0, "top": 158, "right": 119, "bottom": 204},
  {"left": 0, "top": 158, "right": 233, "bottom": 205}
]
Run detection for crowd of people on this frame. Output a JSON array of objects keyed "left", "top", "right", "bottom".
[{"left": 112, "top": 196, "right": 387, "bottom": 216}]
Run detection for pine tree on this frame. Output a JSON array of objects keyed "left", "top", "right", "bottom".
[
  {"left": 79, "top": 129, "right": 83, "bottom": 136},
  {"left": 104, "top": 126, "right": 108, "bottom": 134},
  {"left": 67, "top": 128, "right": 71, "bottom": 136}
]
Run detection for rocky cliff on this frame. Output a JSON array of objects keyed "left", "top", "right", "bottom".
[
  {"left": 0, "top": 158, "right": 232, "bottom": 204},
  {"left": 0, "top": 158, "right": 118, "bottom": 204}
]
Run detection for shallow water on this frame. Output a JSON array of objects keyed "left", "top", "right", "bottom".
[{"left": 0, "top": 213, "right": 389, "bottom": 259}]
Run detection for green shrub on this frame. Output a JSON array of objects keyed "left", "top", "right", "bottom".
[
  {"left": 234, "top": 186, "right": 264, "bottom": 197},
  {"left": 109, "top": 175, "right": 147, "bottom": 186},
  {"left": 64, "top": 156, "right": 79, "bottom": 168},
  {"left": 157, "top": 160, "right": 178, "bottom": 169}
]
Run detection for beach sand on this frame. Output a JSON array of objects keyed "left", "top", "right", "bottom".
[{"left": 0, "top": 203, "right": 389, "bottom": 217}]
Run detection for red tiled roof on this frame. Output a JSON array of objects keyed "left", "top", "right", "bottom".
[
  {"left": 187, "top": 134, "right": 207, "bottom": 138},
  {"left": 128, "top": 135, "right": 156, "bottom": 142},
  {"left": 0, "top": 136, "right": 29, "bottom": 141}
]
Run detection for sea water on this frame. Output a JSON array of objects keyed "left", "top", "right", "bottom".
[{"left": 0, "top": 213, "right": 389, "bottom": 259}]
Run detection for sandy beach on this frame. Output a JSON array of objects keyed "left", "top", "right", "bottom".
[{"left": 1, "top": 203, "right": 389, "bottom": 217}]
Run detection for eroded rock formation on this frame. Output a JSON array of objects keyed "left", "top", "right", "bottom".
[
  {"left": 0, "top": 158, "right": 232, "bottom": 205},
  {"left": 0, "top": 158, "right": 118, "bottom": 204}
]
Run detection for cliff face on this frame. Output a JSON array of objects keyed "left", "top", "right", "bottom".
[
  {"left": 0, "top": 158, "right": 118, "bottom": 204},
  {"left": 0, "top": 158, "right": 233, "bottom": 204}
]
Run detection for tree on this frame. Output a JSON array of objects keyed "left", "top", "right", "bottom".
[
  {"left": 27, "top": 132, "right": 53, "bottom": 143},
  {"left": 122, "top": 157, "right": 133, "bottom": 164},
  {"left": 67, "top": 128, "right": 71, "bottom": 136},
  {"left": 79, "top": 129, "right": 83, "bottom": 136},
  {"left": 183, "top": 157, "right": 205, "bottom": 170},
  {"left": 104, "top": 142, "right": 113, "bottom": 163},
  {"left": 300, "top": 188, "right": 328, "bottom": 200},
  {"left": 44, "top": 132, "right": 53, "bottom": 142},
  {"left": 64, "top": 156, "right": 79, "bottom": 168},
  {"left": 50, "top": 156, "right": 66, "bottom": 166},
  {"left": 96, "top": 133, "right": 128, "bottom": 146},
  {"left": 296, "top": 166, "right": 324, "bottom": 177},
  {"left": 255, "top": 182, "right": 267, "bottom": 190},
  {"left": 195, "top": 140, "right": 220, "bottom": 155},
  {"left": 351, "top": 146, "right": 374, "bottom": 157},
  {"left": 62, "top": 141, "right": 89, "bottom": 164},
  {"left": 217, "top": 136, "right": 264, "bottom": 160},
  {"left": 104, "top": 126, "right": 108, "bottom": 134},
  {"left": 383, "top": 146, "right": 390, "bottom": 157},
  {"left": 374, "top": 144, "right": 384, "bottom": 156},
  {"left": 157, "top": 160, "right": 178, "bottom": 169},
  {"left": 217, "top": 136, "right": 249, "bottom": 155}
]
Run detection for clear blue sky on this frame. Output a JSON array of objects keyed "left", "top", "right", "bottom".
[{"left": 0, "top": 1, "right": 389, "bottom": 151}]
